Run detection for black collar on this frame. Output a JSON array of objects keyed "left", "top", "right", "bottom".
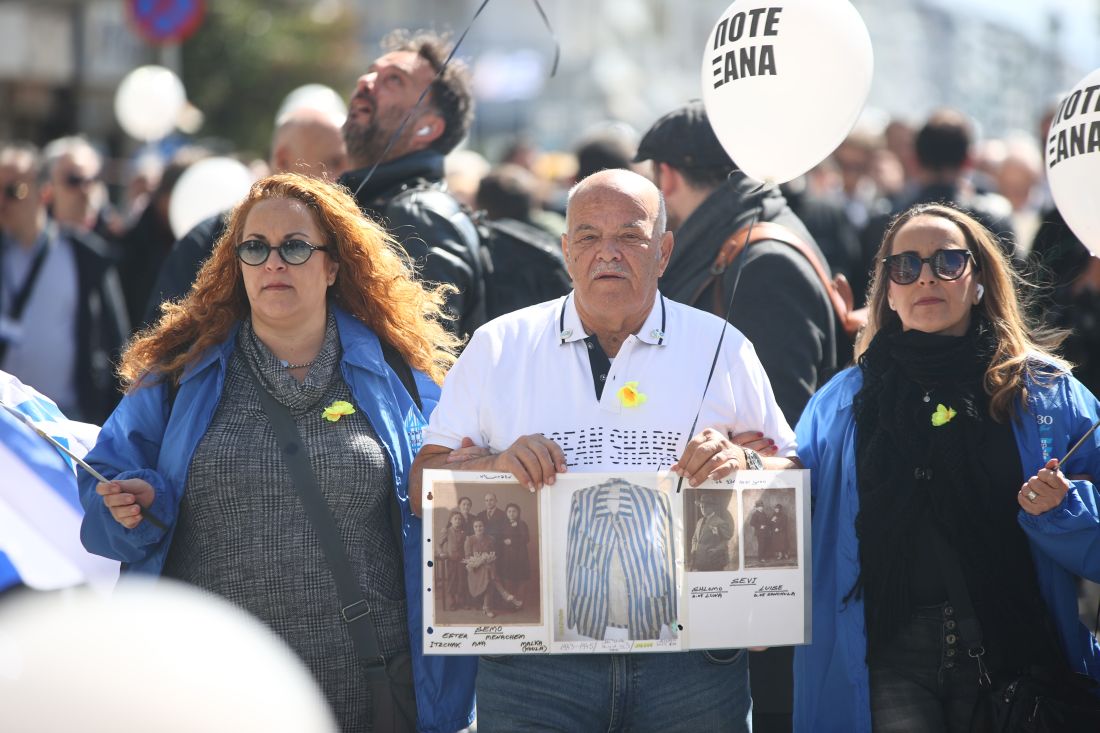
[{"left": 338, "top": 150, "right": 446, "bottom": 206}]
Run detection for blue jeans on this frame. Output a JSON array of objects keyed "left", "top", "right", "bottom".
[
  {"left": 869, "top": 603, "right": 981, "bottom": 733},
  {"left": 476, "top": 650, "right": 752, "bottom": 732}
]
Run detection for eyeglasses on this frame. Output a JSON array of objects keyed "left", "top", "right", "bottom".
[
  {"left": 2, "top": 182, "right": 29, "bottom": 201},
  {"left": 63, "top": 173, "right": 96, "bottom": 189},
  {"left": 237, "top": 239, "right": 331, "bottom": 266},
  {"left": 882, "top": 249, "right": 975, "bottom": 285}
]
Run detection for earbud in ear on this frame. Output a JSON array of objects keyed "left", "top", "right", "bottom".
[
  {"left": 975, "top": 284, "right": 985, "bottom": 303},
  {"left": 416, "top": 126, "right": 431, "bottom": 137}
]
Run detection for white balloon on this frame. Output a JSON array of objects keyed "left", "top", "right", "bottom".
[
  {"left": 701, "top": 0, "right": 873, "bottom": 184},
  {"left": 276, "top": 84, "right": 348, "bottom": 127},
  {"left": 0, "top": 581, "right": 338, "bottom": 731},
  {"left": 1045, "top": 67, "right": 1100, "bottom": 258},
  {"left": 169, "top": 157, "right": 254, "bottom": 239},
  {"left": 114, "top": 65, "right": 187, "bottom": 142}
]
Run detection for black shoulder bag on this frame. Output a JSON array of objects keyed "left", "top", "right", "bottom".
[
  {"left": 245, "top": 343, "right": 421, "bottom": 733},
  {"left": 931, "top": 530, "right": 1100, "bottom": 732}
]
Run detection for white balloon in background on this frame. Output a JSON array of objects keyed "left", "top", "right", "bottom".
[
  {"left": 114, "top": 65, "right": 187, "bottom": 142},
  {"left": 276, "top": 83, "right": 348, "bottom": 127},
  {"left": 0, "top": 580, "right": 338, "bottom": 732},
  {"left": 701, "top": 0, "right": 873, "bottom": 185},
  {"left": 169, "top": 157, "right": 254, "bottom": 239},
  {"left": 1045, "top": 67, "right": 1100, "bottom": 258}
]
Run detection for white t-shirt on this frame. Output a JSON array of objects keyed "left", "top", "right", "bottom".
[{"left": 424, "top": 292, "right": 796, "bottom": 469}]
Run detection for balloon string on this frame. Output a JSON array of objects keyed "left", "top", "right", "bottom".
[
  {"left": 354, "top": 0, "right": 559, "bottom": 199},
  {"left": 675, "top": 203, "right": 762, "bottom": 493},
  {"left": 530, "top": 0, "right": 561, "bottom": 77}
]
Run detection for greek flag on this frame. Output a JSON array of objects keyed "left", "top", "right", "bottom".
[{"left": 0, "top": 371, "right": 118, "bottom": 593}]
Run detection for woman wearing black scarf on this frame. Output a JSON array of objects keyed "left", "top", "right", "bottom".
[{"left": 792, "top": 203, "right": 1100, "bottom": 732}]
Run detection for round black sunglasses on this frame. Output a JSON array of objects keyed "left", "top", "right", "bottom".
[{"left": 237, "top": 239, "right": 330, "bottom": 266}]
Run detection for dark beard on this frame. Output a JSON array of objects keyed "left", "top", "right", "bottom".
[{"left": 343, "top": 117, "right": 390, "bottom": 167}]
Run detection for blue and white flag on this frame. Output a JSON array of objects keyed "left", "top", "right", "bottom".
[{"left": 0, "top": 371, "right": 118, "bottom": 592}]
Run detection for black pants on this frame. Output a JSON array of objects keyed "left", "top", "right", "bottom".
[{"left": 869, "top": 603, "right": 982, "bottom": 733}]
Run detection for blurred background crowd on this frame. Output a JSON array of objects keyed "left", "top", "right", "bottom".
[
  {"left": 1, "top": 3, "right": 1099, "bottom": 730},
  {"left": 0, "top": 0, "right": 1098, "bottom": 401}
]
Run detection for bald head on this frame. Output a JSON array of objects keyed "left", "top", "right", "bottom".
[
  {"left": 270, "top": 107, "right": 348, "bottom": 179},
  {"left": 562, "top": 168, "right": 674, "bottom": 341},
  {"left": 567, "top": 169, "right": 666, "bottom": 239}
]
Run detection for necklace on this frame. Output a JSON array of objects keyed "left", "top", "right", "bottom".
[{"left": 280, "top": 358, "right": 314, "bottom": 370}]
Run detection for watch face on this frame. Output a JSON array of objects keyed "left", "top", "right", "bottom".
[{"left": 744, "top": 448, "right": 763, "bottom": 470}]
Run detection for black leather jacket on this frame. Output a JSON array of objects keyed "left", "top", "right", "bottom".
[{"left": 339, "top": 151, "right": 485, "bottom": 338}]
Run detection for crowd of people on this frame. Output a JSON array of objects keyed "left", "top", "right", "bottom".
[{"left": 2, "top": 24, "right": 1100, "bottom": 733}]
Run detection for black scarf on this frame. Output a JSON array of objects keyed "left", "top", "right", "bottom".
[{"left": 852, "top": 318, "right": 1058, "bottom": 670}]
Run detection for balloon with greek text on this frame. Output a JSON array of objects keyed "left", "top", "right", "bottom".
[
  {"left": 701, "top": 0, "right": 873, "bottom": 185},
  {"left": 1046, "top": 67, "right": 1100, "bottom": 258}
]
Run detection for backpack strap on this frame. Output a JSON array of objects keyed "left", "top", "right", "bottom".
[
  {"left": 379, "top": 340, "right": 422, "bottom": 413},
  {"left": 695, "top": 220, "right": 864, "bottom": 339}
]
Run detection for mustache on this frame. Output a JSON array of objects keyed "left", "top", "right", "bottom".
[
  {"left": 349, "top": 89, "right": 376, "bottom": 112},
  {"left": 589, "top": 263, "right": 627, "bottom": 278}
]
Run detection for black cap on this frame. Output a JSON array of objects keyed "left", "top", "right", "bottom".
[{"left": 633, "top": 101, "right": 735, "bottom": 171}]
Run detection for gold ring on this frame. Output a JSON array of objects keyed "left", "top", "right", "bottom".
[{"left": 1026, "top": 489, "right": 1039, "bottom": 503}]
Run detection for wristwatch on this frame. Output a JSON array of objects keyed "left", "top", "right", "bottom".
[{"left": 741, "top": 446, "right": 764, "bottom": 470}]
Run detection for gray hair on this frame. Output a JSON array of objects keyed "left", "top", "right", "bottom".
[
  {"left": 40, "top": 135, "right": 101, "bottom": 185},
  {"left": 0, "top": 141, "right": 43, "bottom": 183}
]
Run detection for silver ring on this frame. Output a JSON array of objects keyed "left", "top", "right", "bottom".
[{"left": 1026, "top": 489, "right": 1039, "bottom": 503}]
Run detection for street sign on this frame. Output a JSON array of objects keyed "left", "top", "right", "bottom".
[{"left": 127, "top": 0, "right": 205, "bottom": 45}]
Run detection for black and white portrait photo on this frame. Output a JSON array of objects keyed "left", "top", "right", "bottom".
[
  {"left": 742, "top": 488, "right": 798, "bottom": 569},
  {"left": 430, "top": 481, "right": 541, "bottom": 626},
  {"left": 684, "top": 489, "right": 738, "bottom": 572}
]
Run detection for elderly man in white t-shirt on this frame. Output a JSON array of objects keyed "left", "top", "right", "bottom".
[{"left": 411, "top": 168, "right": 796, "bottom": 732}]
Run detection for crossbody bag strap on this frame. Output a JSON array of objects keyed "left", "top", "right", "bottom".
[
  {"left": 246, "top": 366, "right": 387, "bottom": 668},
  {"left": 380, "top": 340, "right": 421, "bottom": 413},
  {"left": 246, "top": 366, "right": 417, "bottom": 732},
  {"left": 378, "top": 339, "right": 425, "bottom": 566},
  {"left": 694, "top": 220, "right": 861, "bottom": 338},
  {"left": 0, "top": 235, "right": 52, "bottom": 362},
  {"left": 930, "top": 528, "right": 993, "bottom": 688},
  {"left": 688, "top": 223, "right": 755, "bottom": 313}
]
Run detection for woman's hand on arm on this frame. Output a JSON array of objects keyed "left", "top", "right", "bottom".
[
  {"left": 1018, "top": 458, "right": 1070, "bottom": 516},
  {"left": 446, "top": 436, "right": 491, "bottom": 462},
  {"left": 728, "top": 430, "right": 800, "bottom": 468},
  {"left": 96, "top": 478, "right": 156, "bottom": 530},
  {"left": 729, "top": 430, "right": 777, "bottom": 457}
]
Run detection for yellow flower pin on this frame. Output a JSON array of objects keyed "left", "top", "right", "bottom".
[
  {"left": 617, "top": 381, "right": 647, "bottom": 408},
  {"left": 322, "top": 400, "right": 356, "bottom": 422},
  {"left": 931, "top": 403, "right": 956, "bottom": 427}
]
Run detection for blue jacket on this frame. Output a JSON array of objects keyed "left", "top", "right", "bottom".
[
  {"left": 793, "top": 365, "right": 1100, "bottom": 733},
  {"left": 78, "top": 307, "right": 476, "bottom": 733}
]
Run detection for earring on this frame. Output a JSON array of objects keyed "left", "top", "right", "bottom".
[{"left": 975, "top": 284, "right": 984, "bottom": 303}]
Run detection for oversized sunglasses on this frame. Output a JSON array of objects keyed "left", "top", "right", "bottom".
[
  {"left": 237, "top": 239, "right": 330, "bottom": 266},
  {"left": 882, "top": 249, "right": 975, "bottom": 285},
  {"left": 63, "top": 173, "right": 97, "bottom": 189}
]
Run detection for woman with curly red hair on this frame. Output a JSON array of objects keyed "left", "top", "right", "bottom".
[{"left": 78, "top": 173, "right": 475, "bottom": 733}]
